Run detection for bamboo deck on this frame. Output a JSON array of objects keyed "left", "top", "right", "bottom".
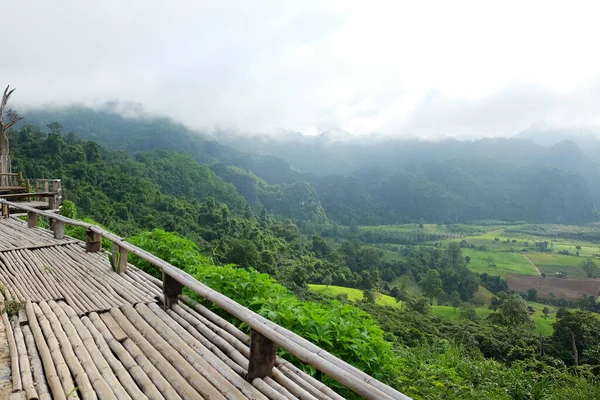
[{"left": 0, "top": 218, "right": 350, "bottom": 400}]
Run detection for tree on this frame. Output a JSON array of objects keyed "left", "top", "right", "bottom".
[
  {"left": 551, "top": 310, "right": 600, "bottom": 366},
  {"left": 527, "top": 288, "right": 538, "bottom": 302},
  {"left": 489, "top": 294, "right": 535, "bottom": 329},
  {"left": 580, "top": 258, "right": 597, "bottom": 278},
  {"left": 459, "top": 303, "right": 478, "bottom": 321},
  {"left": 0, "top": 85, "right": 23, "bottom": 180},
  {"left": 420, "top": 269, "right": 444, "bottom": 305},
  {"left": 407, "top": 297, "right": 430, "bottom": 314},
  {"left": 323, "top": 275, "right": 332, "bottom": 288},
  {"left": 225, "top": 239, "right": 259, "bottom": 269},
  {"left": 445, "top": 242, "right": 463, "bottom": 269},
  {"left": 486, "top": 256, "right": 497, "bottom": 270},
  {"left": 449, "top": 290, "right": 461, "bottom": 313},
  {"left": 542, "top": 306, "right": 550, "bottom": 320},
  {"left": 362, "top": 289, "right": 375, "bottom": 304},
  {"left": 465, "top": 255, "right": 471, "bottom": 264}
]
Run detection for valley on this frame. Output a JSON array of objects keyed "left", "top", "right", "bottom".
[{"left": 6, "top": 108, "right": 600, "bottom": 399}]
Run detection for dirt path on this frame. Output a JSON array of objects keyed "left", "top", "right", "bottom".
[{"left": 525, "top": 255, "right": 541, "bottom": 275}]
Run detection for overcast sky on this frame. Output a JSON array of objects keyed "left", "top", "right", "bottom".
[{"left": 3, "top": 0, "right": 600, "bottom": 137}]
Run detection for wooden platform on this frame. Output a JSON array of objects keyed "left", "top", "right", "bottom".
[{"left": 0, "top": 218, "right": 350, "bottom": 400}]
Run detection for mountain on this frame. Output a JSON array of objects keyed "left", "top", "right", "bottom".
[
  {"left": 516, "top": 123, "right": 600, "bottom": 163},
  {"left": 15, "top": 105, "right": 600, "bottom": 225}
]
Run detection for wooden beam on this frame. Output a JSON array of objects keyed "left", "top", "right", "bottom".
[
  {"left": 27, "top": 211, "right": 37, "bottom": 228},
  {"left": 0, "top": 240, "right": 78, "bottom": 253},
  {"left": 247, "top": 329, "right": 276, "bottom": 382},
  {"left": 162, "top": 271, "right": 183, "bottom": 309},
  {"left": 111, "top": 243, "right": 128, "bottom": 274},
  {"left": 1, "top": 203, "right": 8, "bottom": 218},
  {"left": 85, "top": 229, "right": 102, "bottom": 252},
  {"left": 52, "top": 220, "right": 64, "bottom": 239}
]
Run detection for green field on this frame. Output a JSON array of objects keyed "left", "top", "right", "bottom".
[
  {"left": 527, "top": 252, "right": 589, "bottom": 278},
  {"left": 308, "top": 284, "right": 401, "bottom": 307},
  {"left": 462, "top": 249, "right": 538, "bottom": 277},
  {"left": 308, "top": 284, "right": 558, "bottom": 335}
]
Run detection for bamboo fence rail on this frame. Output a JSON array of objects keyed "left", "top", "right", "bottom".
[{"left": 0, "top": 199, "right": 410, "bottom": 400}]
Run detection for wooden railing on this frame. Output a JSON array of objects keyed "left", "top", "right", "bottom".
[
  {"left": 0, "top": 172, "right": 25, "bottom": 188},
  {"left": 0, "top": 176, "right": 63, "bottom": 210},
  {"left": 0, "top": 199, "right": 410, "bottom": 400}
]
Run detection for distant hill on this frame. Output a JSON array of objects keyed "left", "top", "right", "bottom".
[{"left": 16, "top": 105, "right": 600, "bottom": 225}]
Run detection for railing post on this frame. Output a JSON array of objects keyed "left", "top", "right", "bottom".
[
  {"left": 247, "top": 329, "right": 276, "bottom": 382},
  {"left": 85, "top": 229, "right": 102, "bottom": 252},
  {"left": 52, "top": 219, "right": 65, "bottom": 239},
  {"left": 1, "top": 203, "right": 8, "bottom": 219},
  {"left": 162, "top": 272, "right": 183, "bottom": 309},
  {"left": 27, "top": 211, "right": 38, "bottom": 228},
  {"left": 111, "top": 243, "right": 128, "bottom": 274},
  {"left": 25, "top": 179, "right": 30, "bottom": 201}
]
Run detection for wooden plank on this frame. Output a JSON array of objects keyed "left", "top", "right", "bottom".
[
  {"left": 27, "top": 211, "right": 37, "bottom": 228},
  {"left": 51, "top": 220, "right": 64, "bottom": 240},
  {"left": 247, "top": 329, "right": 276, "bottom": 382},
  {"left": 162, "top": 272, "right": 183, "bottom": 309},
  {"left": 111, "top": 243, "right": 128, "bottom": 273},
  {"left": 0, "top": 192, "right": 55, "bottom": 199},
  {"left": 0, "top": 240, "right": 78, "bottom": 253},
  {"left": 99, "top": 312, "right": 128, "bottom": 342},
  {"left": 85, "top": 229, "right": 102, "bottom": 252}
]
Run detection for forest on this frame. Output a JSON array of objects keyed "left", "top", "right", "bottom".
[{"left": 8, "top": 110, "right": 600, "bottom": 399}]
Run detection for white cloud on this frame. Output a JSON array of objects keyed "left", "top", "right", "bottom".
[{"left": 3, "top": 0, "right": 600, "bottom": 137}]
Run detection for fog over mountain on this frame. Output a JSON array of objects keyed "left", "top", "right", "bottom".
[{"left": 4, "top": 1, "right": 600, "bottom": 138}]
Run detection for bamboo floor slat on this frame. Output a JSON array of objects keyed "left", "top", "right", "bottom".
[{"left": 0, "top": 218, "right": 348, "bottom": 400}]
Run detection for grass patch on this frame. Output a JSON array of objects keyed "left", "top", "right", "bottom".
[
  {"left": 527, "top": 252, "right": 588, "bottom": 278},
  {"left": 462, "top": 249, "right": 538, "bottom": 277},
  {"left": 308, "top": 284, "right": 401, "bottom": 308}
]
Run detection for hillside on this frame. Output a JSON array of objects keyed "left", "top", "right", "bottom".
[
  {"left": 5, "top": 118, "right": 600, "bottom": 398},
  {"left": 18, "top": 106, "right": 600, "bottom": 225}
]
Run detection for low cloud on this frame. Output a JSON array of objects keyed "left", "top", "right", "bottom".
[{"left": 4, "top": 1, "right": 600, "bottom": 138}]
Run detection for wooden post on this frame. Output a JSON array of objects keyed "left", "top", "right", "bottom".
[
  {"left": 27, "top": 211, "right": 38, "bottom": 228},
  {"left": 1, "top": 203, "right": 8, "bottom": 218},
  {"left": 247, "top": 329, "right": 276, "bottom": 382},
  {"left": 85, "top": 229, "right": 101, "bottom": 252},
  {"left": 162, "top": 272, "right": 183, "bottom": 309},
  {"left": 111, "top": 243, "right": 128, "bottom": 274},
  {"left": 50, "top": 180, "right": 61, "bottom": 209},
  {"left": 25, "top": 179, "right": 30, "bottom": 201},
  {"left": 52, "top": 220, "right": 64, "bottom": 239}
]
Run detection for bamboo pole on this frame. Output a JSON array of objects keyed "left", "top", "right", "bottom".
[
  {"left": 3, "top": 313, "right": 21, "bottom": 393},
  {"left": 88, "top": 312, "right": 168, "bottom": 400},
  {"left": 80, "top": 316, "right": 149, "bottom": 400},
  {"left": 22, "top": 325, "right": 51, "bottom": 400},
  {"left": 36, "top": 302, "right": 94, "bottom": 399},
  {"left": 117, "top": 304, "right": 224, "bottom": 399},
  {"left": 165, "top": 307, "right": 247, "bottom": 376},
  {"left": 12, "top": 322, "right": 38, "bottom": 400},
  {"left": 146, "top": 302, "right": 266, "bottom": 400},
  {"left": 264, "top": 376, "right": 296, "bottom": 400},
  {"left": 24, "top": 303, "right": 64, "bottom": 399},
  {"left": 109, "top": 307, "right": 202, "bottom": 400},
  {"left": 49, "top": 301, "right": 121, "bottom": 400},
  {"left": 250, "top": 379, "right": 287, "bottom": 400}
]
